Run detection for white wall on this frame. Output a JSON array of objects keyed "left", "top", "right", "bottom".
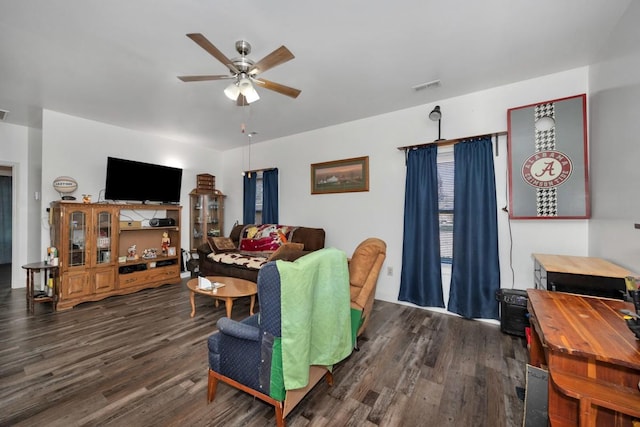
[
  {"left": 0, "top": 121, "right": 41, "bottom": 288},
  {"left": 3, "top": 67, "right": 598, "bottom": 301},
  {"left": 222, "top": 67, "right": 590, "bottom": 312},
  {"left": 39, "top": 110, "right": 225, "bottom": 270},
  {"left": 27, "top": 127, "right": 43, "bottom": 271},
  {"left": 588, "top": 0, "right": 640, "bottom": 273}
]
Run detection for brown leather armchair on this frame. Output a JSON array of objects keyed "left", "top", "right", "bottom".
[{"left": 349, "top": 238, "right": 387, "bottom": 338}]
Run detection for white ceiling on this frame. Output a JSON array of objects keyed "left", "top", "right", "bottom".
[{"left": 0, "top": 1, "right": 632, "bottom": 151}]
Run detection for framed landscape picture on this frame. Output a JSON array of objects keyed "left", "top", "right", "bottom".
[
  {"left": 507, "top": 94, "right": 590, "bottom": 219},
  {"left": 311, "top": 156, "right": 369, "bottom": 195}
]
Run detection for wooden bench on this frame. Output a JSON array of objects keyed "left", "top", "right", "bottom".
[{"left": 550, "top": 369, "right": 640, "bottom": 426}]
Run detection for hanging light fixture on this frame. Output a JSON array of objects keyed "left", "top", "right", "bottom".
[
  {"left": 429, "top": 105, "right": 443, "bottom": 141},
  {"left": 224, "top": 73, "right": 260, "bottom": 104},
  {"left": 224, "top": 82, "right": 240, "bottom": 100},
  {"left": 238, "top": 74, "right": 260, "bottom": 103}
]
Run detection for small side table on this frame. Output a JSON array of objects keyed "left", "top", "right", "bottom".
[
  {"left": 187, "top": 276, "right": 257, "bottom": 319},
  {"left": 21, "top": 262, "right": 59, "bottom": 314}
]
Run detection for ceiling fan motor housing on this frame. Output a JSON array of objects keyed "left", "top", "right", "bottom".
[
  {"left": 235, "top": 40, "right": 251, "bottom": 56},
  {"left": 231, "top": 41, "right": 255, "bottom": 74}
]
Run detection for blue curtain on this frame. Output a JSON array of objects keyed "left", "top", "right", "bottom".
[
  {"left": 398, "top": 145, "right": 444, "bottom": 307},
  {"left": 447, "top": 137, "right": 500, "bottom": 319},
  {"left": 0, "top": 176, "right": 11, "bottom": 264},
  {"left": 262, "top": 169, "right": 279, "bottom": 224},
  {"left": 243, "top": 173, "right": 257, "bottom": 224}
]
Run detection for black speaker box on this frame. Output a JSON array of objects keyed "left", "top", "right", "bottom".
[
  {"left": 155, "top": 259, "right": 176, "bottom": 267},
  {"left": 496, "top": 289, "right": 529, "bottom": 337},
  {"left": 119, "top": 263, "right": 147, "bottom": 274},
  {"left": 149, "top": 217, "right": 175, "bottom": 227}
]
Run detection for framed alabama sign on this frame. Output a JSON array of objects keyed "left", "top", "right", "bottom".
[{"left": 507, "top": 94, "right": 590, "bottom": 219}]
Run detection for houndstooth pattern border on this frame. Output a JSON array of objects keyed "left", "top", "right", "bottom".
[
  {"left": 536, "top": 187, "right": 558, "bottom": 216},
  {"left": 534, "top": 103, "right": 557, "bottom": 216}
]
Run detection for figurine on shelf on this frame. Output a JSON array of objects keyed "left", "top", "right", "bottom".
[
  {"left": 142, "top": 248, "right": 157, "bottom": 259},
  {"left": 127, "top": 244, "right": 137, "bottom": 260},
  {"left": 161, "top": 232, "right": 170, "bottom": 255}
]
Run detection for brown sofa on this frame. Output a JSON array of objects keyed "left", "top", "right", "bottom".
[{"left": 196, "top": 223, "right": 326, "bottom": 282}]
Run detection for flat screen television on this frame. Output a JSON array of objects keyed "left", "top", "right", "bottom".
[{"left": 104, "top": 156, "right": 183, "bottom": 204}]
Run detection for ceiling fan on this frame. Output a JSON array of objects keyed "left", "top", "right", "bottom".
[{"left": 178, "top": 33, "right": 301, "bottom": 105}]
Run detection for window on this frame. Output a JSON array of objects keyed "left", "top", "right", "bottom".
[
  {"left": 255, "top": 172, "right": 263, "bottom": 224},
  {"left": 244, "top": 169, "right": 278, "bottom": 225},
  {"left": 438, "top": 156, "right": 454, "bottom": 264}
]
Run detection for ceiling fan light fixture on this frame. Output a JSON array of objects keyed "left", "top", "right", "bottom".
[
  {"left": 224, "top": 83, "right": 240, "bottom": 101},
  {"left": 238, "top": 76, "right": 260, "bottom": 103},
  {"left": 238, "top": 76, "right": 252, "bottom": 92},
  {"left": 243, "top": 86, "right": 260, "bottom": 103}
]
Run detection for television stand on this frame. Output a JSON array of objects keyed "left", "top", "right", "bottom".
[{"left": 49, "top": 202, "right": 182, "bottom": 310}]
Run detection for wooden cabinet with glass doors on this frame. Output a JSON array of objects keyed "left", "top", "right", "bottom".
[
  {"left": 50, "top": 202, "right": 182, "bottom": 310},
  {"left": 189, "top": 190, "right": 224, "bottom": 251},
  {"left": 50, "top": 202, "right": 118, "bottom": 309}
]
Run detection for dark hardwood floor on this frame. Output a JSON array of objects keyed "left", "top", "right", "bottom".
[{"left": 0, "top": 279, "right": 527, "bottom": 426}]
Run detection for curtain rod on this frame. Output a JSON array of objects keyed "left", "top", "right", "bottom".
[
  {"left": 396, "top": 131, "right": 507, "bottom": 151},
  {"left": 243, "top": 167, "right": 277, "bottom": 174}
]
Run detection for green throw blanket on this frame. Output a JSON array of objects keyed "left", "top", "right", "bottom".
[{"left": 277, "top": 247, "right": 353, "bottom": 390}]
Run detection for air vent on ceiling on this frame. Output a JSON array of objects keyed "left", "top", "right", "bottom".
[
  {"left": 412, "top": 80, "right": 441, "bottom": 91},
  {"left": 0, "top": 110, "right": 8, "bottom": 121}
]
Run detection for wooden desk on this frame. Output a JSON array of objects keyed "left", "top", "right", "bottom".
[
  {"left": 21, "top": 262, "right": 58, "bottom": 313},
  {"left": 527, "top": 289, "right": 640, "bottom": 426}
]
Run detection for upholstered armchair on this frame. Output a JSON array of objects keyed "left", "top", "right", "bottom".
[
  {"left": 349, "top": 238, "right": 387, "bottom": 339},
  {"left": 207, "top": 248, "right": 354, "bottom": 427}
]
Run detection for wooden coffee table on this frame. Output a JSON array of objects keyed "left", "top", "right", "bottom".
[{"left": 187, "top": 276, "right": 257, "bottom": 319}]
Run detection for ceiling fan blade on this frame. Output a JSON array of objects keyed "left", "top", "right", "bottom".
[
  {"left": 186, "top": 33, "right": 239, "bottom": 74},
  {"left": 177, "top": 75, "right": 232, "bottom": 82},
  {"left": 249, "top": 46, "right": 294, "bottom": 75},
  {"left": 254, "top": 78, "right": 301, "bottom": 98}
]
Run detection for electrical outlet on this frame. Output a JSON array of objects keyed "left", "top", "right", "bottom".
[{"left": 387, "top": 266, "right": 393, "bottom": 276}]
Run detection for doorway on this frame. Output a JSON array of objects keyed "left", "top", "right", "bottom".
[{"left": 0, "top": 166, "right": 12, "bottom": 290}]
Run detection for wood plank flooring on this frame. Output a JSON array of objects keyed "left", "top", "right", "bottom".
[{"left": 0, "top": 279, "right": 528, "bottom": 426}]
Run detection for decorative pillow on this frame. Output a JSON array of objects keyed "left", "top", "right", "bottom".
[
  {"left": 266, "top": 242, "right": 304, "bottom": 262},
  {"left": 207, "top": 236, "right": 237, "bottom": 253}
]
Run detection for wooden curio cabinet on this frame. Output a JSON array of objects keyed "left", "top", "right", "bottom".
[
  {"left": 50, "top": 203, "right": 118, "bottom": 307},
  {"left": 189, "top": 189, "right": 224, "bottom": 251},
  {"left": 50, "top": 202, "right": 182, "bottom": 310}
]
